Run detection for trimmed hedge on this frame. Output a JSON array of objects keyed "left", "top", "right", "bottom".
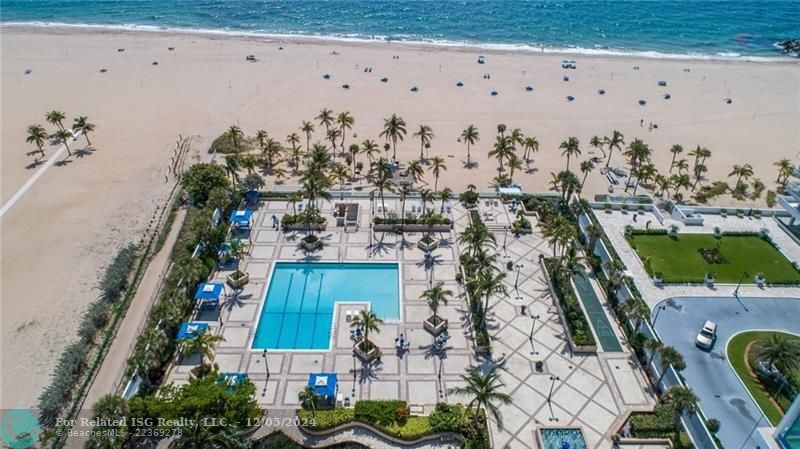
[
  {"left": 628, "top": 404, "right": 674, "bottom": 437},
  {"left": 373, "top": 215, "right": 451, "bottom": 225},
  {"left": 544, "top": 258, "right": 597, "bottom": 347},
  {"left": 428, "top": 403, "right": 465, "bottom": 433},
  {"left": 298, "top": 408, "right": 354, "bottom": 430},
  {"left": 354, "top": 400, "right": 407, "bottom": 426}
]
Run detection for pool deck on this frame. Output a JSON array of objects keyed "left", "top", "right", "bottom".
[{"left": 166, "top": 198, "right": 657, "bottom": 449}]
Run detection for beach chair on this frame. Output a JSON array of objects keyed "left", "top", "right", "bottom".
[
  {"left": 346, "top": 310, "right": 352, "bottom": 322},
  {"left": 337, "top": 393, "right": 344, "bottom": 407}
]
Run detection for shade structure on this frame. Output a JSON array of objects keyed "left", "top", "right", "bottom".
[
  {"left": 229, "top": 209, "right": 254, "bottom": 229},
  {"left": 195, "top": 282, "right": 223, "bottom": 310},
  {"left": 244, "top": 190, "right": 260, "bottom": 202},
  {"left": 218, "top": 372, "right": 248, "bottom": 391},
  {"left": 176, "top": 322, "right": 208, "bottom": 341},
  {"left": 308, "top": 373, "right": 338, "bottom": 400}
]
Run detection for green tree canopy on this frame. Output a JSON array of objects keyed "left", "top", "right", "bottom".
[{"left": 182, "top": 163, "right": 230, "bottom": 205}]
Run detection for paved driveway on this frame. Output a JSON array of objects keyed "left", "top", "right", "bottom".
[{"left": 652, "top": 296, "right": 800, "bottom": 449}]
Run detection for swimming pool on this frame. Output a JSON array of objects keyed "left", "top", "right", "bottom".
[
  {"left": 538, "top": 428, "right": 588, "bottom": 449},
  {"left": 251, "top": 262, "right": 401, "bottom": 350}
]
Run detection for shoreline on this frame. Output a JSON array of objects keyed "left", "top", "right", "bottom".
[{"left": 3, "top": 22, "right": 798, "bottom": 64}]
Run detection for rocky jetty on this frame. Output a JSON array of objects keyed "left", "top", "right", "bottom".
[{"left": 776, "top": 39, "right": 800, "bottom": 57}]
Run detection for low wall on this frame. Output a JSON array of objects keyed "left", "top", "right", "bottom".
[
  {"left": 299, "top": 420, "right": 463, "bottom": 446},
  {"left": 283, "top": 224, "right": 327, "bottom": 232},
  {"left": 539, "top": 257, "right": 598, "bottom": 354},
  {"left": 373, "top": 224, "right": 451, "bottom": 233},
  {"left": 589, "top": 201, "right": 666, "bottom": 224}
]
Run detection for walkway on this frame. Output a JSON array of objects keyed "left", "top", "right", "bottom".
[
  {"left": 0, "top": 137, "right": 72, "bottom": 218},
  {"left": 653, "top": 296, "right": 800, "bottom": 449},
  {"left": 65, "top": 208, "right": 187, "bottom": 449}
]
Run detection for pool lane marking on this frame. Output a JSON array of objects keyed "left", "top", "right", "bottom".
[
  {"left": 273, "top": 273, "right": 294, "bottom": 350},
  {"left": 0, "top": 143, "right": 69, "bottom": 219},
  {"left": 291, "top": 272, "right": 313, "bottom": 349},
  {"left": 309, "top": 273, "right": 325, "bottom": 349}
]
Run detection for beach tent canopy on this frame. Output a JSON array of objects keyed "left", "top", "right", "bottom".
[
  {"left": 217, "top": 373, "right": 248, "bottom": 391},
  {"left": 308, "top": 373, "right": 338, "bottom": 399},
  {"left": 229, "top": 209, "right": 253, "bottom": 228},
  {"left": 195, "top": 282, "right": 224, "bottom": 301},
  {"left": 176, "top": 322, "right": 208, "bottom": 341}
]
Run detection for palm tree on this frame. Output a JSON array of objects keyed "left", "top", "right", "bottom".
[
  {"left": 507, "top": 153, "right": 523, "bottom": 183},
  {"left": 87, "top": 394, "right": 130, "bottom": 449},
  {"left": 316, "top": 108, "right": 335, "bottom": 137},
  {"left": 54, "top": 128, "right": 74, "bottom": 156},
  {"left": 422, "top": 281, "right": 453, "bottom": 325},
  {"left": 288, "top": 190, "right": 303, "bottom": 215},
  {"left": 656, "top": 346, "right": 685, "bottom": 387},
  {"left": 372, "top": 172, "right": 394, "bottom": 219},
  {"left": 458, "top": 224, "right": 496, "bottom": 258},
  {"left": 380, "top": 113, "right": 407, "bottom": 160},
  {"left": 655, "top": 174, "right": 671, "bottom": 197},
  {"left": 300, "top": 120, "right": 315, "bottom": 156},
  {"left": 182, "top": 329, "right": 225, "bottom": 367},
  {"left": 691, "top": 163, "right": 707, "bottom": 191},
  {"left": 729, "top": 163, "right": 754, "bottom": 190},
  {"left": 470, "top": 268, "right": 508, "bottom": 329},
  {"left": 688, "top": 145, "right": 702, "bottom": 167},
  {"left": 72, "top": 116, "right": 95, "bottom": 146},
  {"left": 255, "top": 129, "right": 269, "bottom": 154},
  {"left": 670, "top": 174, "right": 691, "bottom": 198},
  {"left": 698, "top": 147, "right": 712, "bottom": 165},
  {"left": 605, "top": 130, "right": 624, "bottom": 168},
  {"left": 169, "top": 418, "right": 247, "bottom": 449},
  {"left": 398, "top": 183, "right": 412, "bottom": 226},
  {"left": 496, "top": 123, "right": 507, "bottom": 138},
  {"left": 429, "top": 156, "right": 447, "bottom": 191},
  {"left": 559, "top": 137, "right": 581, "bottom": 171},
  {"left": 287, "top": 132, "right": 301, "bottom": 165},
  {"left": 579, "top": 160, "right": 595, "bottom": 192},
  {"left": 756, "top": 334, "right": 800, "bottom": 372},
  {"left": 262, "top": 138, "right": 282, "bottom": 168},
  {"left": 348, "top": 144, "right": 360, "bottom": 178},
  {"left": 509, "top": 128, "right": 524, "bottom": 152},
  {"left": 419, "top": 188, "right": 435, "bottom": 215},
  {"left": 26, "top": 124, "right": 48, "bottom": 158},
  {"left": 336, "top": 111, "right": 354, "bottom": 149},
  {"left": 620, "top": 299, "right": 650, "bottom": 333},
  {"left": 589, "top": 135, "right": 605, "bottom": 158},
  {"left": 413, "top": 124, "right": 434, "bottom": 160},
  {"left": 448, "top": 365, "right": 513, "bottom": 430},
  {"left": 331, "top": 163, "right": 350, "bottom": 197},
  {"left": 351, "top": 309, "right": 383, "bottom": 349},
  {"left": 774, "top": 159, "right": 794, "bottom": 185},
  {"left": 488, "top": 135, "right": 514, "bottom": 171},
  {"left": 672, "top": 158, "right": 689, "bottom": 174},
  {"left": 46, "top": 110, "right": 66, "bottom": 130},
  {"left": 439, "top": 188, "right": 453, "bottom": 213},
  {"left": 668, "top": 144, "right": 683, "bottom": 173},
  {"left": 298, "top": 386, "right": 321, "bottom": 418},
  {"left": 522, "top": 136, "right": 539, "bottom": 162},
  {"left": 643, "top": 338, "right": 664, "bottom": 366},
  {"left": 623, "top": 139, "right": 651, "bottom": 192},
  {"left": 361, "top": 139, "right": 380, "bottom": 166},
  {"left": 227, "top": 125, "right": 244, "bottom": 153},
  {"left": 326, "top": 127, "right": 341, "bottom": 156},
  {"left": 585, "top": 223, "right": 602, "bottom": 252},
  {"left": 662, "top": 386, "right": 699, "bottom": 434},
  {"left": 406, "top": 160, "right": 425, "bottom": 187},
  {"left": 461, "top": 125, "right": 480, "bottom": 164}
]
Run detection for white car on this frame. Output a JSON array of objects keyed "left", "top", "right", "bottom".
[{"left": 695, "top": 320, "right": 717, "bottom": 349}]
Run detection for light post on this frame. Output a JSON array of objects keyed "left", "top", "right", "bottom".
[
  {"left": 651, "top": 304, "right": 667, "bottom": 327},
  {"left": 352, "top": 346, "right": 357, "bottom": 397},
  {"left": 514, "top": 264, "right": 523, "bottom": 298},
  {"left": 502, "top": 226, "right": 509, "bottom": 258},
  {"left": 438, "top": 356, "right": 444, "bottom": 399},
  {"left": 547, "top": 375, "right": 560, "bottom": 422},
  {"left": 734, "top": 271, "right": 749, "bottom": 298},
  {"left": 529, "top": 315, "right": 540, "bottom": 356},
  {"left": 261, "top": 349, "right": 269, "bottom": 396}
]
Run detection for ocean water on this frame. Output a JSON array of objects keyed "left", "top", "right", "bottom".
[{"left": 2, "top": 0, "right": 799, "bottom": 60}]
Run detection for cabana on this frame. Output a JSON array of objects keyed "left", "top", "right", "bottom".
[
  {"left": 229, "top": 209, "right": 254, "bottom": 230},
  {"left": 195, "top": 282, "right": 224, "bottom": 310},
  {"left": 217, "top": 373, "right": 248, "bottom": 391},
  {"left": 176, "top": 322, "right": 209, "bottom": 341},
  {"left": 308, "top": 373, "right": 338, "bottom": 403}
]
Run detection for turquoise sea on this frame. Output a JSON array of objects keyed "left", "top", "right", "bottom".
[{"left": 2, "top": 1, "right": 799, "bottom": 60}]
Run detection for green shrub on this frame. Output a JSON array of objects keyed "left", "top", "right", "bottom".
[
  {"left": 98, "top": 244, "right": 139, "bottom": 302},
  {"left": 543, "top": 258, "right": 596, "bottom": 347},
  {"left": 381, "top": 416, "right": 431, "bottom": 440},
  {"left": 354, "top": 400, "right": 407, "bottom": 426},
  {"left": 298, "top": 408, "right": 354, "bottom": 430},
  {"left": 181, "top": 163, "right": 230, "bottom": 204},
  {"left": 628, "top": 404, "right": 674, "bottom": 437},
  {"left": 429, "top": 403, "right": 465, "bottom": 433},
  {"left": 460, "top": 190, "right": 479, "bottom": 205}
]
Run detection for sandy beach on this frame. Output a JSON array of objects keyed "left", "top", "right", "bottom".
[{"left": 1, "top": 25, "right": 798, "bottom": 409}]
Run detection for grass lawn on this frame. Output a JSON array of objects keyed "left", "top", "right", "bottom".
[
  {"left": 727, "top": 331, "right": 800, "bottom": 425},
  {"left": 628, "top": 234, "right": 800, "bottom": 284}
]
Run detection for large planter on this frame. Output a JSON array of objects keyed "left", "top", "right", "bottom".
[
  {"left": 423, "top": 315, "right": 448, "bottom": 335},
  {"left": 538, "top": 258, "right": 598, "bottom": 355},
  {"left": 300, "top": 236, "right": 324, "bottom": 252},
  {"left": 704, "top": 274, "right": 715, "bottom": 287},
  {"left": 354, "top": 339, "right": 378, "bottom": 362},
  {"left": 284, "top": 223, "right": 327, "bottom": 232},
  {"left": 417, "top": 237, "right": 441, "bottom": 252},
  {"left": 373, "top": 224, "right": 451, "bottom": 233},
  {"left": 226, "top": 270, "right": 250, "bottom": 289}
]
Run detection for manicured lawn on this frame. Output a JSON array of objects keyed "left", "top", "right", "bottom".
[
  {"left": 628, "top": 234, "right": 800, "bottom": 284},
  {"left": 727, "top": 331, "right": 800, "bottom": 425}
]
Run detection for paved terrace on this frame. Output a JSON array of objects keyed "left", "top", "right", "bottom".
[
  {"left": 593, "top": 209, "right": 800, "bottom": 308},
  {"left": 167, "top": 198, "right": 658, "bottom": 449}
]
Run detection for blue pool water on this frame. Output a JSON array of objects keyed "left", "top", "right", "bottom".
[
  {"left": 252, "top": 262, "right": 400, "bottom": 350},
  {"left": 779, "top": 414, "right": 800, "bottom": 449},
  {"left": 540, "top": 428, "right": 588, "bottom": 449}
]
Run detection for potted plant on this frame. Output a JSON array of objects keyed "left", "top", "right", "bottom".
[
  {"left": 668, "top": 225, "right": 679, "bottom": 238},
  {"left": 624, "top": 224, "right": 634, "bottom": 237},
  {"left": 300, "top": 234, "right": 323, "bottom": 252},
  {"left": 755, "top": 273, "right": 765, "bottom": 287},
  {"left": 422, "top": 282, "right": 452, "bottom": 335},
  {"left": 621, "top": 204, "right": 629, "bottom": 214},
  {"left": 759, "top": 228, "right": 770, "bottom": 239},
  {"left": 736, "top": 208, "right": 745, "bottom": 218},
  {"left": 704, "top": 271, "right": 715, "bottom": 286},
  {"left": 417, "top": 234, "right": 440, "bottom": 252},
  {"left": 754, "top": 209, "right": 762, "bottom": 219},
  {"left": 604, "top": 203, "right": 612, "bottom": 214},
  {"left": 713, "top": 226, "right": 722, "bottom": 238},
  {"left": 351, "top": 310, "right": 383, "bottom": 362},
  {"left": 652, "top": 271, "right": 663, "bottom": 285},
  {"left": 224, "top": 239, "right": 250, "bottom": 289},
  {"left": 506, "top": 261, "right": 514, "bottom": 271}
]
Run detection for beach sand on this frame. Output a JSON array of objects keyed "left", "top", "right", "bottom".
[{"left": 1, "top": 25, "right": 798, "bottom": 409}]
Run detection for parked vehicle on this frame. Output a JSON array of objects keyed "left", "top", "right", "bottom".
[{"left": 695, "top": 320, "right": 717, "bottom": 349}]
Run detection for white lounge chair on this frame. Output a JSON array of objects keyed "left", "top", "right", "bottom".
[{"left": 345, "top": 310, "right": 352, "bottom": 322}]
